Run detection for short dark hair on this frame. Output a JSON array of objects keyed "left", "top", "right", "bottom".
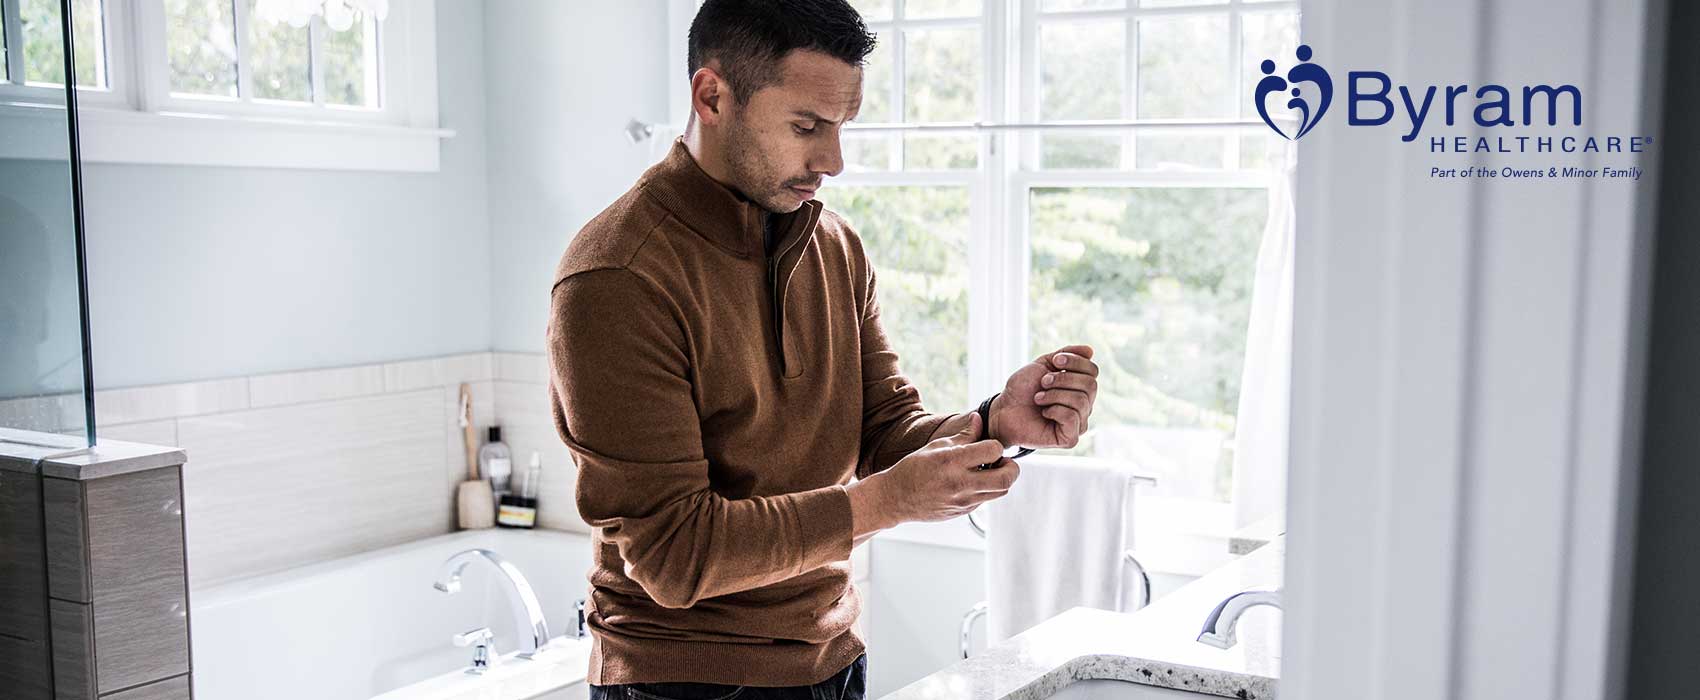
[{"left": 687, "top": 0, "right": 878, "bottom": 105}]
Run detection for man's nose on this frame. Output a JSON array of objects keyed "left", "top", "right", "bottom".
[{"left": 810, "top": 130, "right": 845, "bottom": 178}]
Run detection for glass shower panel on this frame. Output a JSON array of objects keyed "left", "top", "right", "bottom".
[{"left": 0, "top": 0, "right": 95, "bottom": 449}]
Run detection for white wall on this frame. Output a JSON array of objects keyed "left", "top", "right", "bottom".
[
  {"left": 483, "top": 0, "right": 673, "bottom": 354},
  {"left": 1283, "top": 1, "right": 1661, "bottom": 700},
  {"left": 78, "top": 0, "right": 492, "bottom": 390}
]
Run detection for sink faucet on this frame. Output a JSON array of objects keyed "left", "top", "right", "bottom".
[
  {"left": 1196, "top": 589, "right": 1282, "bottom": 650},
  {"left": 434, "top": 548, "right": 551, "bottom": 659}
]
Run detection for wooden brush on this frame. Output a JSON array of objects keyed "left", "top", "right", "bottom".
[{"left": 455, "top": 383, "right": 495, "bottom": 529}]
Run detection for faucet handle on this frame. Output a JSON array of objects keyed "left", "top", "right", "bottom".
[
  {"left": 454, "top": 628, "right": 497, "bottom": 674},
  {"left": 453, "top": 627, "right": 494, "bottom": 647}
]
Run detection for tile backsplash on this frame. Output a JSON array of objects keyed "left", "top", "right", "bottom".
[{"left": 15, "top": 352, "right": 585, "bottom": 588}]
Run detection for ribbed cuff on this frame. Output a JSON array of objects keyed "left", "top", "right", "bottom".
[{"left": 792, "top": 484, "right": 855, "bottom": 575}]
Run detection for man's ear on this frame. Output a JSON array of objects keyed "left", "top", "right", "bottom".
[{"left": 690, "top": 66, "right": 729, "bottom": 127}]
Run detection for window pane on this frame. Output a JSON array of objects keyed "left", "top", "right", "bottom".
[
  {"left": 1040, "top": 0, "right": 1126, "bottom": 11},
  {"left": 247, "top": 0, "right": 311, "bottom": 102},
  {"left": 1136, "top": 14, "right": 1229, "bottom": 118},
  {"left": 165, "top": 0, "right": 238, "bottom": 97},
  {"left": 1239, "top": 129, "right": 1290, "bottom": 170},
  {"left": 1240, "top": 11, "right": 1300, "bottom": 119},
  {"left": 1040, "top": 21, "right": 1123, "bottom": 120},
  {"left": 848, "top": 0, "right": 893, "bottom": 21},
  {"left": 843, "top": 133, "right": 894, "bottom": 172},
  {"left": 1141, "top": 0, "right": 1225, "bottom": 7},
  {"left": 824, "top": 186, "right": 972, "bottom": 413},
  {"left": 903, "top": 133, "right": 977, "bottom": 170},
  {"left": 1028, "top": 187, "right": 1266, "bottom": 502},
  {"left": 859, "top": 30, "right": 893, "bottom": 123},
  {"left": 322, "top": 12, "right": 380, "bottom": 107},
  {"left": 905, "top": 0, "right": 980, "bottom": 19},
  {"left": 1040, "top": 20, "right": 1124, "bottom": 168},
  {"left": 904, "top": 27, "right": 979, "bottom": 123},
  {"left": 21, "top": 0, "right": 105, "bottom": 87},
  {"left": 1041, "top": 133, "right": 1122, "bottom": 169},
  {"left": 1135, "top": 133, "right": 1225, "bottom": 170}
]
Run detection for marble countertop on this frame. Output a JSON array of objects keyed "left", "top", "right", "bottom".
[
  {"left": 0, "top": 435, "right": 187, "bottom": 480},
  {"left": 879, "top": 539, "right": 1284, "bottom": 700}
]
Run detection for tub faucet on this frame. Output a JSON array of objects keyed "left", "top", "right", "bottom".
[
  {"left": 1196, "top": 589, "right": 1282, "bottom": 650},
  {"left": 434, "top": 548, "right": 550, "bottom": 659}
]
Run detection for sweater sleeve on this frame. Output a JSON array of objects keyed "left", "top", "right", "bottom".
[
  {"left": 856, "top": 263, "right": 955, "bottom": 480},
  {"left": 548, "top": 268, "right": 854, "bottom": 610}
]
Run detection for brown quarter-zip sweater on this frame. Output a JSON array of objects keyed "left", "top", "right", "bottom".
[{"left": 546, "top": 137, "right": 953, "bottom": 687}]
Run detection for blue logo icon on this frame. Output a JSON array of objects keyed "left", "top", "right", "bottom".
[{"left": 1255, "top": 45, "right": 1332, "bottom": 140}]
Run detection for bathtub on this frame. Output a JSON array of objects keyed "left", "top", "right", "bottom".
[{"left": 190, "top": 528, "right": 595, "bottom": 700}]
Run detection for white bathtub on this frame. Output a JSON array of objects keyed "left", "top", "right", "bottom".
[{"left": 190, "top": 528, "right": 596, "bottom": 700}]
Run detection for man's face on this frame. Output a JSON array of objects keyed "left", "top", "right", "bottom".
[{"left": 720, "top": 50, "right": 862, "bottom": 214}]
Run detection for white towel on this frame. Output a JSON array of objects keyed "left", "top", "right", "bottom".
[{"left": 982, "top": 460, "right": 1139, "bottom": 645}]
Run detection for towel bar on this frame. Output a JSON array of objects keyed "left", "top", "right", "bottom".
[{"left": 965, "top": 465, "right": 1155, "bottom": 537}]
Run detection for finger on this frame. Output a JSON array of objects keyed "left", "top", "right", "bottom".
[
  {"left": 1038, "top": 370, "right": 1095, "bottom": 393},
  {"left": 948, "top": 438, "right": 1007, "bottom": 467},
  {"left": 1043, "top": 405, "right": 1084, "bottom": 442},
  {"left": 934, "top": 412, "right": 982, "bottom": 446},
  {"left": 1047, "top": 351, "right": 1100, "bottom": 377},
  {"left": 1040, "top": 371, "right": 1097, "bottom": 421},
  {"left": 1034, "top": 387, "right": 1090, "bottom": 415},
  {"left": 966, "top": 457, "right": 1017, "bottom": 486},
  {"left": 1035, "top": 344, "right": 1094, "bottom": 364}
]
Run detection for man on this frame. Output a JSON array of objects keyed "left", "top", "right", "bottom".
[{"left": 546, "top": 1, "right": 1100, "bottom": 698}]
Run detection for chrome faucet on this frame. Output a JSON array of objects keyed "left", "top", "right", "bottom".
[
  {"left": 434, "top": 549, "right": 551, "bottom": 659},
  {"left": 1196, "top": 589, "right": 1282, "bottom": 650}
]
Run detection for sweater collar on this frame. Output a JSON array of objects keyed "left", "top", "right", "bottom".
[{"left": 641, "top": 136, "right": 820, "bottom": 260}]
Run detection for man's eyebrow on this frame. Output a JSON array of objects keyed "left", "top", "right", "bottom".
[{"left": 791, "top": 110, "right": 842, "bottom": 125}]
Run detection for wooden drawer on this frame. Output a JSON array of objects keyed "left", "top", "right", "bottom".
[
  {"left": 45, "top": 468, "right": 191, "bottom": 694},
  {"left": 44, "top": 476, "right": 91, "bottom": 603},
  {"left": 0, "top": 470, "right": 47, "bottom": 641},
  {"left": 50, "top": 600, "right": 95, "bottom": 700},
  {"left": 89, "top": 468, "right": 190, "bottom": 693},
  {"left": 102, "top": 674, "right": 191, "bottom": 700},
  {"left": 0, "top": 631, "right": 52, "bottom": 700}
]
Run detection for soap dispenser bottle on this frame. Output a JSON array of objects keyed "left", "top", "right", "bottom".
[{"left": 479, "top": 426, "right": 513, "bottom": 498}]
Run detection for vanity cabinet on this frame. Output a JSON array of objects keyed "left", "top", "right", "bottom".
[
  {"left": 0, "top": 439, "right": 193, "bottom": 700},
  {"left": 46, "top": 465, "right": 192, "bottom": 698},
  {"left": 0, "top": 469, "right": 52, "bottom": 699}
]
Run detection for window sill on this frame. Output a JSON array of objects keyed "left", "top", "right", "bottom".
[{"left": 0, "top": 102, "right": 455, "bottom": 172}]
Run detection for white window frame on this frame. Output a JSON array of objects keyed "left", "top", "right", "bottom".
[
  {"left": 0, "top": 0, "right": 449, "bottom": 171},
  {"left": 823, "top": 0, "right": 1297, "bottom": 567}
]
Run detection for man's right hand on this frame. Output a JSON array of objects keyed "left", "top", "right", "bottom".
[{"left": 848, "top": 412, "right": 1021, "bottom": 539}]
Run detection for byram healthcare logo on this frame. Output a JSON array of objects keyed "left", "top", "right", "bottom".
[
  {"left": 1254, "top": 45, "right": 1332, "bottom": 140},
  {"left": 1250, "top": 44, "right": 1653, "bottom": 163}
]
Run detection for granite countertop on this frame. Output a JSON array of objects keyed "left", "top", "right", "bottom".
[
  {"left": 0, "top": 435, "right": 187, "bottom": 480},
  {"left": 879, "top": 539, "right": 1284, "bottom": 700},
  {"left": 1228, "top": 514, "right": 1286, "bottom": 556}
]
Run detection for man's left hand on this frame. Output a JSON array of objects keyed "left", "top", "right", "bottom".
[{"left": 990, "top": 344, "right": 1098, "bottom": 450}]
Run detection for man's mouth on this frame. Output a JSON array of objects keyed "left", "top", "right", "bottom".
[{"left": 789, "top": 184, "right": 818, "bottom": 199}]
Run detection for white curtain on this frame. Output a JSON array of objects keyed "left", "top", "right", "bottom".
[{"left": 1229, "top": 146, "right": 1297, "bottom": 528}]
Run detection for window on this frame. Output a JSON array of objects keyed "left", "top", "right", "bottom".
[
  {"left": 0, "top": 0, "right": 446, "bottom": 171},
  {"left": 158, "top": 0, "right": 381, "bottom": 112},
  {"left": 826, "top": 0, "right": 1298, "bottom": 533}
]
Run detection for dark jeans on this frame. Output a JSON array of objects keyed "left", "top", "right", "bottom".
[{"left": 588, "top": 653, "right": 866, "bottom": 700}]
